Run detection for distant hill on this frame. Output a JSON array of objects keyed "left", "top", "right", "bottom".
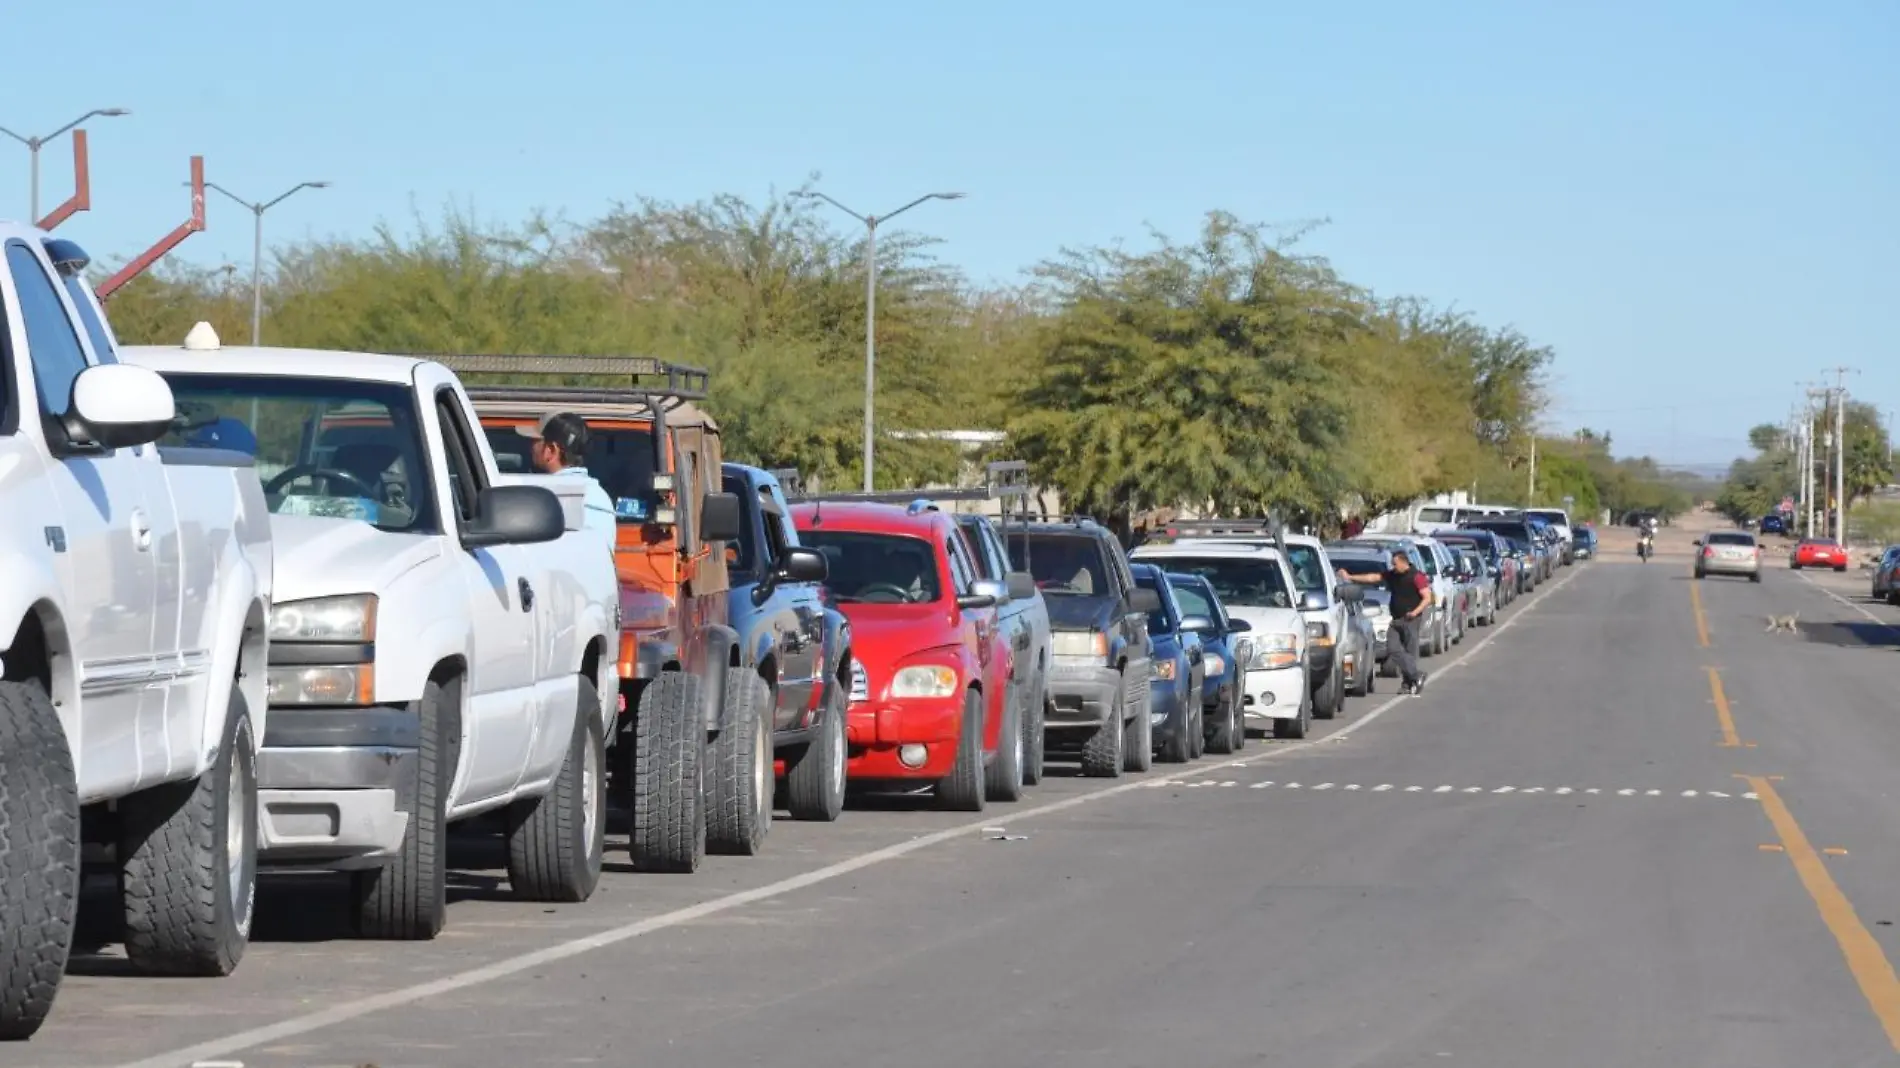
[{"left": 1657, "top": 462, "right": 1734, "bottom": 481}]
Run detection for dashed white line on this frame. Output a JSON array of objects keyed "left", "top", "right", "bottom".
[{"left": 1161, "top": 780, "right": 1759, "bottom": 800}]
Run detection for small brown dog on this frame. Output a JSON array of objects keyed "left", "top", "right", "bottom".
[{"left": 1764, "top": 611, "right": 1801, "bottom": 635}]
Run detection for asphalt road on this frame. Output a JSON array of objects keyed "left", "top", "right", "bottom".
[{"left": 20, "top": 518, "right": 1900, "bottom": 1068}]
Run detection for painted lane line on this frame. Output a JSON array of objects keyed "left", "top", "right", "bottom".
[
  {"left": 1373, "top": 784, "right": 1393, "bottom": 792},
  {"left": 1493, "top": 786, "right": 1515, "bottom": 794},
  {"left": 1746, "top": 775, "right": 1900, "bottom": 1053},
  {"left": 1344, "top": 784, "right": 1361, "bottom": 791},
  {"left": 108, "top": 557, "right": 1593, "bottom": 1068},
  {"left": 1404, "top": 785, "right": 1423, "bottom": 792},
  {"left": 1706, "top": 666, "right": 1744, "bottom": 748},
  {"left": 1556, "top": 787, "right": 1573, "bottom": 795},
  {"left": 1690, "top": 582, "right": 1712, "bottom": 647}
]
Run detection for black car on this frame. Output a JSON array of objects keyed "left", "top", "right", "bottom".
[
  {"left": 721, "top": 463, "right": 854, "bottom": 826},
  {"left": 1006, "top": 518, "right": 1161, "bottom": 778},
  {"left": 1435, "top": 529, "right": 1514, "bottom": 607},
  {"left": 1460, "top": 518, "right": 1546, "bottom": 584}
]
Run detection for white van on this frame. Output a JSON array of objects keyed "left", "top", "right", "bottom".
[{"left": 1411, "top": 504, "right": 1508, "bottom": 535}]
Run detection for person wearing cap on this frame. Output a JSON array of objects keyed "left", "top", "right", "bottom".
[{"left": 518, "top": 412, "right": 616, "bottom": 538}]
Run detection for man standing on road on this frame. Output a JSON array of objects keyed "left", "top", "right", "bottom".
[
  {"left": 520, "top": 412, "right": 617, "bottom": 539},
  {"left": 1337, "top": 549, "right": 1433, "bottom": 695}
]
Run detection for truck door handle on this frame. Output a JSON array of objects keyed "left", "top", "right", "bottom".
[
  {"left": 517, "top": 578, "right": 534, "bottom": 612},
  {"left": 130, "top": 510, "right": 152, "bottom": 552}
]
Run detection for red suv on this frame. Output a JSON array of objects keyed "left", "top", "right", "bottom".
[{"left": 790, "top": 501, "right": 1022, "bottom": 811}]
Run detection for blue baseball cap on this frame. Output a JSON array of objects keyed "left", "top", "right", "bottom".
[{"left": 188, "top": 416, "right": 257, "bottom": 455}]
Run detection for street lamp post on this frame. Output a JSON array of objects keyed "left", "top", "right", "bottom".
[
  {"left": 0, "top": 108, "right": 131, "bottom": 221},
  {"left": 791, "top": 188, "right": 965, "bottom": 492},
  {"left": 203, "top": 180, "right": 331, "bottom": 345}
]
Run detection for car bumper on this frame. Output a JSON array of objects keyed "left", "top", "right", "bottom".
[
  {"left": 1240, "top": 664, "right": 1308, "bottom": 721},
  {"left": 1703, "top": 558, "right": 1761, "bottom": 575},
  {"left": 1148, "top": 675, "right": 1192, "bottom": 727},
  {"left": 256, "top": 708, "right": 419, "bottom": 868},
  {"left": 1047, "top": 660, "right": 1123, "bottom": 729}
]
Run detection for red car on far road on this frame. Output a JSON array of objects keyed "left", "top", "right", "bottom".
[
  {"left": 1790, "top": 537, "right": 1849, "bottom": 572},
  {"left": 791, "top": 501, "right": 1022, "bottom": 811}
]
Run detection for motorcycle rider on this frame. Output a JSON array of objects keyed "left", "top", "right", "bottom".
[{"left": 1638, "top": 515, "right": 1657, "bottom": 560}]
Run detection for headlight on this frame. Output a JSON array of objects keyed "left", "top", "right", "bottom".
[
  {"left": 1205, "top": 653, "right": 1226, "bottom": 675},
  {"left": 267, "top": 664, "right": 374, "bottom": 706},
  {"left": 1153, "top": 659, "right": 1177, "bottom": 681},
  {"left": 1250, "top": 633, "right": 1300, "bottom": 670},
  {"left": 890, "top": 664, "right": 959, "bottom": 699},
  {"left": 271, "top": 594, "right": 378, "bottom": 642},
  {"left": 1052, "top": 629, "right": 1108, "bottom": 659}
]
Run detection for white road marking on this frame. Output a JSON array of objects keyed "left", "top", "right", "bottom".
[
  {"left": 112, "top": 531, "right": 1596, "bottom": 1068},
  {"left": 1374, "top": 784, "right": 1394, "bottom": 792},
  {"left": 1210, "top": 781, "right": 1755, "bottom": 799},
  {"left": 1493, "top": 786, "right": 1515, "bottom": 794},
  {"left": 1556, "top": 787, "right": 1573, "bottom": 795}
]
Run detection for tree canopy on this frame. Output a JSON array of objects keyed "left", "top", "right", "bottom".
[
  {"left": 1714, "top": 402, "right": 1891, "bottom": 526},
  {"left": 96, "top": 195, "right": 1686, "bottom": 530}
]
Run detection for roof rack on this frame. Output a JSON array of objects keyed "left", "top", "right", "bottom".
[{"left": 423, "top": 354, "right": 710, "bottom": 412}]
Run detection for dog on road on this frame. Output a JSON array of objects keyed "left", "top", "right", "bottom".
[{"left": 1764, "top": 611, "right": 1801, "bottom": 635}]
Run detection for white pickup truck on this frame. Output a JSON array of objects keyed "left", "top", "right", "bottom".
[
  {"left": 0, "top": 230, "right": 274, "bottom": 1041},
  {"left": 126, "top": 328, "right": 619, "bottom": 942}
]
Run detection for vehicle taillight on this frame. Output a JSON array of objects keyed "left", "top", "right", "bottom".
[{"left": 1703, "top": 547, "right": 1715, "bottom": 558}]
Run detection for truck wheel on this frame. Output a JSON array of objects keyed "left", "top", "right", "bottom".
[
  {"left": 1021, "top": 675, "right": 1047, "bottom": 787},
  {"left": 708, "top": 668, "right": 773, "bottom": 856},
  {"left": 1205, "top": 685, "right": 1240, "bottom": 755},
  {"left": 120, "top": 684, "right": 257, "bottom": 976},
  {"left": 984, "top": 681, "right": 1025, "bottom": 803},
  {"left": 504, "top": 676, "right": 606, "bottom": 902},
  {"left": 1312, "top": 664, "right": 1341, "bottom": 720},
  {"left": 936, "top": 689, "right": 987, "bottom": 812},
  {"left": 786, "top": 682, "right": 846, "bottom": 822},
  {"left": 1159, "top": 691, "right": 1192, "bottom": 764},
  {"left": 1121, "top": 678, "right": 1154, "bottom": 773},
  {"left": 352, "top": 676, "right": 452, "bottom": 940},
  {"left": 1273, "top": 689, "right": 1311, "bottom": 739},
  {"left": 0, "top": 680, "right": 80, "bottom": 1040},
  {"left": 629, "top": 671, "right": 705, "bottom": 874},
  {"left": 1078, "top": 685, "right": 1124, "bottom": 778},
  {"left": 1187, "top": 694, "right": 1206, "bottom": 760}
]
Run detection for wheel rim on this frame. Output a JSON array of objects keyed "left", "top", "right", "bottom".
[
  {"left": 226, "top": 743, "right": 255, "bottom": 934},
  {"left": 583, "top": 727, "right": 601, "bottom": 852},
  {"left": 753, "top": 712, "right": 771, "bottom": 819}
]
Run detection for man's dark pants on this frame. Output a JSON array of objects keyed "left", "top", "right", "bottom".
[{"left": 1388, "top": 614, "right": 1423, "bottom": 685}]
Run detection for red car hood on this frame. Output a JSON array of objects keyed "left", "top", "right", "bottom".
[{"left": 836, "top": 602, "right": 963, "bottom": 667}]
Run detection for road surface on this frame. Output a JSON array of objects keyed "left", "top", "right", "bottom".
[{"left": 20, "top": 517, "right": 1900, "bottom": 1068}]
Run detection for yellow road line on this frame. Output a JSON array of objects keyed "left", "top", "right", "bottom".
[
  {"left": 1690, "top": 583, "right": 1711, "bottom": 647},
  {"left": 1706, "top": 666, "right": 1741, "bottom": 747},
  {"left": 1746, "top": 775, "right": 1900, "bottom": 1053}
]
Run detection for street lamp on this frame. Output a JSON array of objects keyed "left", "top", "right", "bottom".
[
  {"left": 202, "top": 180, "right": 330, "bottom": 346},
  {"left": 0, "top": 108, "right": 131, "bottom": 221},
  {"left": 791, "top": 188, "right": 965, "bottom": 492}
]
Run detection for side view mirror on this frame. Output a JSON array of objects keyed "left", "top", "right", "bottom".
[
  {"left": 1178, "top": 614, "right": 1216, "bottom": 635},
  {"left": 1005, "top": 571, "right": 1038, "bottom": 602},
  {"left": 779, "top": 546, "right": 828, "bottom": 583},
  {"left": 1334, "top": 583, "right": 1366, "bottom": 603},
  {"left": 1226, "top": 618, "right": 1253, "bottom": 634},
  {"left": 463, "top": 484, "right": 565, "bottom": 548},
  {"left": 1298, "top": 589, "right": 1328, "bottom": 612},
  {"left": 68, "top": 363, "right": 176, "bottom": 451},
  {"left": 1692, "top": 539, "right": 1702, "bottom": 547},
  {"left": 958, "top": 578, "right": 1006, "bottom": 611},
  {"left": 699, "top": 491, "right": 743, "bottom": 543},
  {"left": 1129, "top": 588, "right": 1163, "bottom": 615}
]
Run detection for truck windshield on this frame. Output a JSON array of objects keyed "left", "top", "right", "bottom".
[
  {"left": 1141, "top": 556, "right": 1291, "bottom": 609},
  {"left": 1283, "top": 544, "right": 1328, "bottom": 591},
  {"left": 1007, "top": 533, "right": 1108, "bottom": 596},
  {"left": 484, "top": 424, "right": 658, "bottom": 523},
  {"left": 798, "top": 530, "right": 943, "bottom": 604},
  {"left": 160, "top": 373, "right": 437, "bottom": 534}
]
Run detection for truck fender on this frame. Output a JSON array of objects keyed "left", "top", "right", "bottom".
[
  {"left": 818, "top": 611, "right": 852, "bottom": 700},
  {"left": 195, "top": 562, "right": 271, "bottom": 775},
  {"left": 689, "top": 623, "right": 739, "bottom": 732},
  {"left": 0, "top": 560, "right": 79, "bottom": 751}
]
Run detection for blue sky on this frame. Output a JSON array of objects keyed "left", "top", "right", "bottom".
[{"left": 6, "top": 0, "right": 1894, "bottom": 467}]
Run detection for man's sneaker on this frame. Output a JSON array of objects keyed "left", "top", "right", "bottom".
[
  {"left": 1400, "top": 679, "right": 1419, "bottom": 695},
  {"left": 1414, "top": 672, "right": 1429, "bottom": 694}
]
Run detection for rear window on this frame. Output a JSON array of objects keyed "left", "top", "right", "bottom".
[
  {"left": 1527, "top": 510, "right": 1570, "bottom": 525},
  {"left": 1009, "top": 533, "right": 1108, "bottom": 596},
  {"left": 1467, "top": 521, "right": 1532, "bottom": 544},
  {"left": 1708, "top": 532, "right": 1756, "bottom": 546},
  {"left": 1415, "top": 507, "right": 1453, "bottom": 523}
]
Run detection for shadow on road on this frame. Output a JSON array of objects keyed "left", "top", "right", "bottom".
[{"left": 1799, "top": 620, "right": 1900, "bottom": 649}]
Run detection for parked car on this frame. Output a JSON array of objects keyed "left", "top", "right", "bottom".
[
  {"left": 1, "top": 238, "right": 276, "bottom": 1040},
  {"left": 1572, "top": 525, "right": 1597, "bottom": 560},
  {"left": 1161, "top": 571, "right": 1252, "bottom": 751},
  {"left": 792, "top": 501, "right": 1022, "bottom": 808},
  {"left": 1351, "top": 533, "right": 1460, "bottom": 655},
  {"left": 1872, "top": 546, "right": 1900, "bottom": 603},
  {"left": 1324, "top": 546, "right": 1396, "bottom": 678},
  {"left": 953, "top": 508, "right": 1054, "bottom": 785},
  {"left": 720, "top": 464, "right": 854, "bottom": 826},
  {"left": 1462, "top": 518, "right": 1546, "bottom": 587},
  {"left": 452, "top": 356, "right": 749, "bottom": 874},
  {"left": 1130, "top": 540, "right": 1313, "bottom": 738},
  {"left": 1523, "top": 508, "right": 1575, "bottom": 564},
  {"left": 1760, "top": 513, "right": 1788, "bottom": 536},
  {"left": 1791, "top": 536, "right": 1849, "bottom": 572},
  {"left": 1435, "top": 529, "right": 1517, "bottom": 608},
  {"left": 131, "top": 336, "right": 622, "bottom": 942},
  {"left": 1453, "top": 548, "right": 1498, "bottom": 626},
  {"left": 1694, "top": 530, "right": 1764, "bottom": 582},
  {"left": 1008, "top": 518, "right": 1159, "bottom": 775},
  {"left": 1130, "top": 565, "right": 1207, "bottom": 763}
]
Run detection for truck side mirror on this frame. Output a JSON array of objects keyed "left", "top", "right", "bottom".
[
  {"left": 700, "top": 491, "right": 743, "bottom": 542},
  {"left": 68, "top": 363, "right": 176, "bottom": 451},
  {"left": 779, "top": 546, "right": 828, "bottom": 583},
  {"left": 463, "top": 485, "right": 565, "bottom": 548},
  {"left": 1005, "top": 571, "right": 1038, "bottom": 601}
]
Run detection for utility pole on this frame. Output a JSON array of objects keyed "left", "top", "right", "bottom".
[
  {"left": 1527, "top": 436, "right": 1537, "bottom": 506},
  {"left": 0, "top": 108, "right": 130, "bottom": 221},
  {"left": 201, "top": 180, "right": 331, "bottom": 345},
  {"left": 1825, "top": 365, "right": 1857, "bottom": 543}
]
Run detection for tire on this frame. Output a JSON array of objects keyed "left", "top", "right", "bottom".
[
  {"left": 1187, "top": 693, "right": 1205, "bottom": 760},
  {"left": 120, "top": 684, "right": 257, "bottom": 976},
  {"left": 1159, "top": 689, "right": 1193, "bottom": 764},
  {"left": 786, "top": 680, "right": 847, "bottom": 822},
  {"left": 353, "top": 676, "right": 452, "bottom": 940},
  {"left": 628, "top": 671, "right": 705, "bottom": 874},
  {"left": 1021, "top": 673, "right": 1047, "bottom": 787},
  {"left": 936, "top": 690, "right": 986, "bottom": 812},
  {"left": 1121, "top": 677, "right": 1154, "bottom": 773},
  {"left": 1836, "top": 565, "right": 1848, "bottom": 573},
  {"left": 1273, "top": 688, "right": 1311, "bottom": 739},
  {"left": 1349, "top": 655, "right": 1371, "bottom": 697},
  {"left": 1312, "top": 662, "right": 1342, "bottom": 720},
  {"left": 504, "top": 677, "right": 606, "bottom": 901},
  {"left": 1205, "top": 684, "right": 1241, "bottom": 755},
  {"left": 706, "top": 668, "right": 773, "bottom": 856},
  {"left": 984, "top": 680, "right": 1025, "bottom": 802},
  {"left": 0, "top": 680, "right": 80, "bottom": 1041},
  {"left": 1079, "top": 683, "right": 1124, "bottom": 778},
  {"left": 1751, "top": 572, "right": 1763, "bottom": 584},
  {"left": 1695, "top": 569, "right": 1705, "bottom": 580}
]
